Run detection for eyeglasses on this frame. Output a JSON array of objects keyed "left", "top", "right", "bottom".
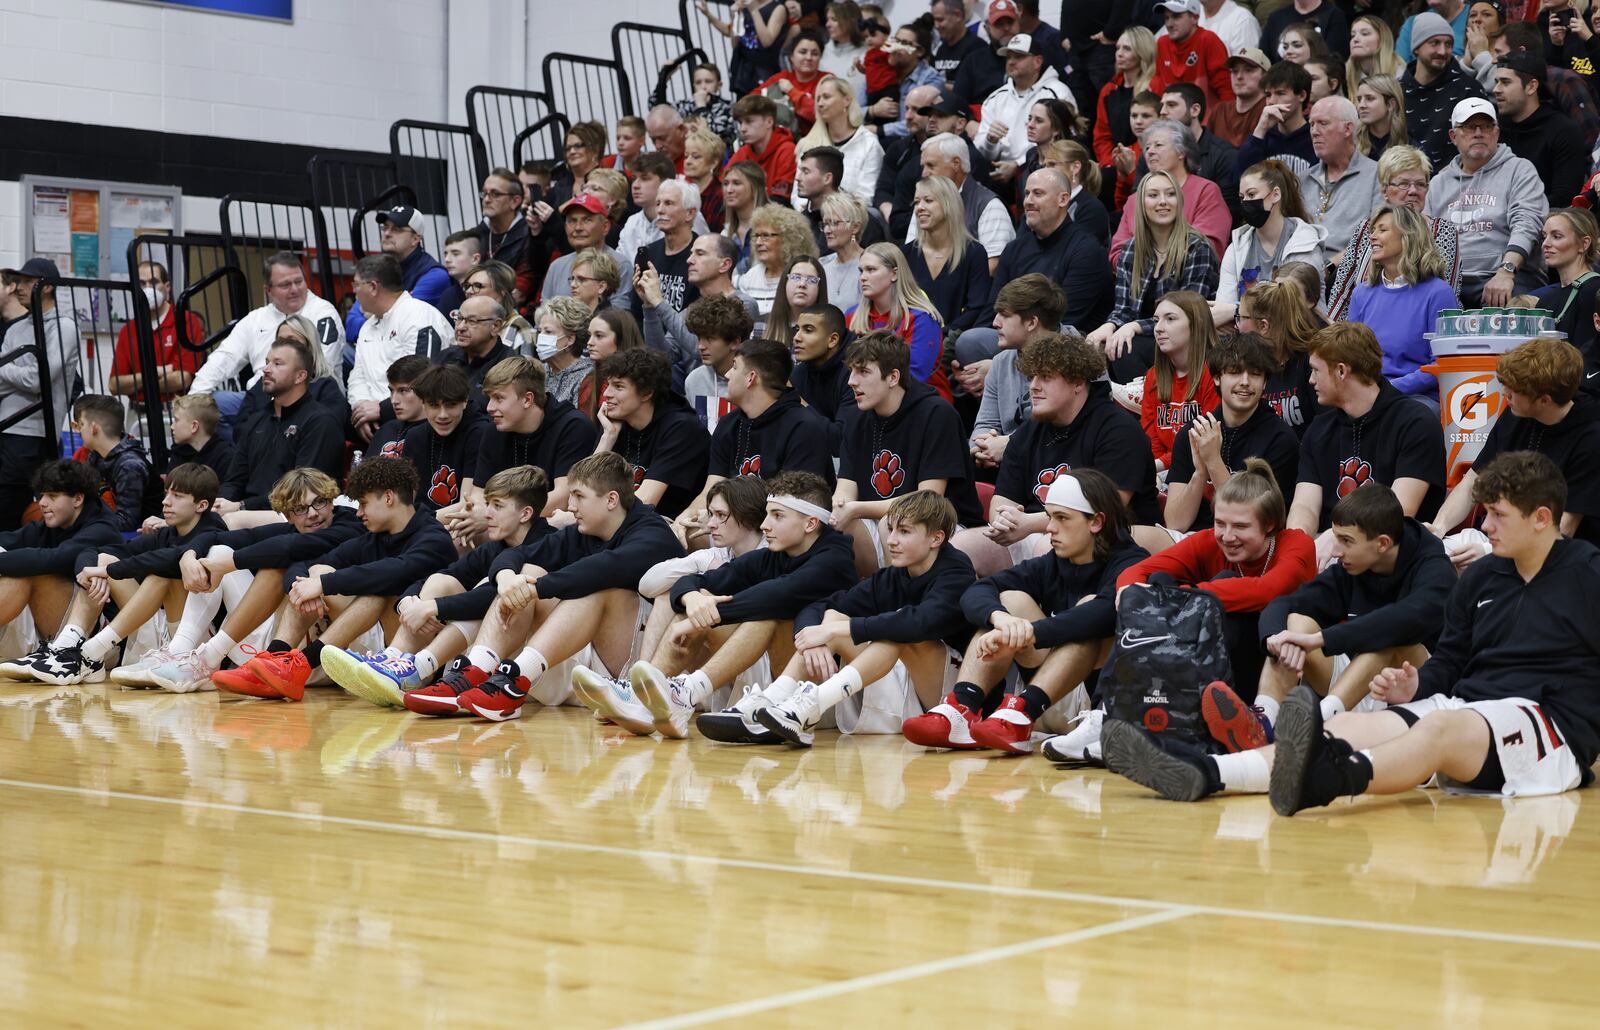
[
  {"left": 788, "top": 273, "right": 821, "bottom": 285},
  {"left": 1388, "top": 177, "right": 1429, "bottom": 194},
  {"left": 569, "top": 273, "right": 603, "bottom": 285},
  {"left": 450, "top": 311, "right": 502, "bottom": 327},
  {"left": 752, "top": 231, "right": 781, "bottom": 241},
  {"left": 820, "top": 219, "right": 853, "bottom": 230},
  {"left": 480, "top": 188, "right": 519, "bottom": 200},
  {"left": 462, "top": 280, "right": 489, "bottom": 293},
  {"left": 288, "top": 497, "right": 332, "bottom": 518}
]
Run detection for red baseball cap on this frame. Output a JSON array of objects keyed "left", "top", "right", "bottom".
[
  {"left": 987, "top": 0, "right": 1020, "bottom": 23},
  {"left": 561, "top": 193, "right": 608, "bottom": 218}
]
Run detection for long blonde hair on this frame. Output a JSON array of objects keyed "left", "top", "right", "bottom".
[
  {"left": 849, "top": 242, "right": 944, "bottom": 335},
  {"left": 1152, "top": 291, "right": 1215, "bottom": 405},
  {"left": 1354, "top": 74, "right": 1408, "bottom": 156},
  {"left": 913, "top": 175, "right": 974, "bottom": 273},
  {"left": 1241, "top": 279, "right": 1320, "bottom": 367},
  {"left": 1363, "top": 204, "right": 1447, "bottom": 286},
  {"left": 1130, "top": 171, "right": 1196, "bottom": 303},
  {"left": 1120, "top": 26, "right": 1157, "bottom": 94},
  {"left": 798, "top": 75, "right": 864, "bottom": 152},
  {"left": 1345, "top": 15, "right": 1401, "bottom": 96}
]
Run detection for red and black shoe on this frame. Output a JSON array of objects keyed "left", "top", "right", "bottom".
[
  {"left": 402, "top": 658, "right": 486, "bottom": 716},
  {"left": 1201, "top": 681, "right": 1273, "bottom": 753},
  {"left": 902, "top": 692, "right": 984, "bottom": 750},
  {"left": 970, "top": 694, "right": 1036, "bottom": 755},
  {"left": 460, "top": 663, "right": 533, "bottom": 722}
]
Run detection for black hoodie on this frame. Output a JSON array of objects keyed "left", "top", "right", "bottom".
[
  {"left": 983, "top": 217, "right": 1112, "bottom": 330},
  {"left": 90, "top": 436, "right": 160, "bottom": 532},
  {"left": 1166, "top": 402, "right": 1301, "bottom": 529},
  {"left": 995, "top": 379, "right": 1160, "bottom": 523},
  {"left": 708, "top": 389, "right": 835, "bottom": 485},
  {"left": 404, "top": 413, "right": 491, "bottom": 511},
  {"left": 789, "top": 345, "right": 855, "bottom": 456},
  {"left": 1401, "top": 58, "right": 1491, "bottom": 172},
  {"left": 613, "top": 392, "right": 711, "bottom": 520},
  {"left": 1415, "top": 537, "right": 1600, "bottom": 769},
  {"left": 286, "top": 506, "right": 456, "bottom": 597},
  {"left": 840, "top": 379, "right": 984, "bottom": 526},
  {"left": 85, "top": 510, "right": 231, "bottom": 580},
  {"left": 401, "top": 520, "right": 555, "bottom": 622},
  {"left": 1473, "top": 395, "right": 1600, "bottom": 548},
  {"left": 962, "top": 540, "right": 1149, "bottom": 650},
  {"left": 475, "top": 397, "right": 599, "bottom": 483},
  {"left": 1259, "top": 519, "right": 1455, "bottom": 655},
  {"left": 798, "top": 545, "right": 977, "bottom": 652},
  {"left": 166, "top": 434, "right": 236, "bottom": 481},
  {"left": 1297, "top": 379, "right": 1446, "bottom": 530},
  {"left": 222, "top": 392, "right": 347, "bottom": 510},
  {"left": 670, "top": 525, "right": 857, "bottom": 623},
  {"left": 1498, "top": 103, "right": 1587, "bottom": 208},
  {"left": 0, "top": 503, "right": 122, "bottom": 578}
]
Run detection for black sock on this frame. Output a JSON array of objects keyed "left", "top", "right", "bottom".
[
  {"left": 498, "top": 659, "right": 522, "bottom": 680},
  {"left": 952, "top": 681, "right": 985, "bottom": 711},
  {"left": 1345, "top": 748, "right": 1374, "bottom": 796},
  {"left": 305, "top": 640, "right": 324, "bottom": 669},
  {"left": 1019, "top": 685, "right": 1051, "bottom": 720},
  {"left": 267, "top": 639, "right": 291, "bottom": 653}
]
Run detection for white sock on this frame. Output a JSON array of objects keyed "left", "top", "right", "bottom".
[
  {"left": 1319, "top": 694, "right": 1347, "bottom": 720},
  {"left": 219, "top": 568, "right": 252, "bottom": 609},
  {"left": 199, "top": 631, "right": 237, "bottom": 669},
  {"left": 812, "top": 666, "right": 864, "bottom": 713},
  {"left": 1210, "top": 750, "right": 1271, "bottom": 793},
  {"left": 1256, "top": 695, "right": 1281, "bottom": 725},
  {"left": 81, "top": 627, "right": 122, "bottom": 663},
  {"left": 467, "top": 645, "right": 499, "bottom": 672},
  {"left": 683, "top": 669, "right": 715, "bottom": 706},
  {"left": 52, "top": 626, "right": 86, "bottom": 650},
  {"left": 513, "top": 646, "right": 549, "bottom": 681},
  {"left": 168, "top": 587, "right": 223, "bottom": 653},
  {"left": 761, "top": 675, "right": 798, "bottom": 704},
  {"left": 414, "top": 650, "right": 439, "bottom": 680}
]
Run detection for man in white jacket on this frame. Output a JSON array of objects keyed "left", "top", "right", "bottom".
[
  {"left": 970, "top": 33, "right": 1075, "bottom": 165},
  {"left": 186, "top": 252, "right": 345, "bottom": 422},
  {"left": 345, "top": 253, "right": 454, "bottom": 441}
]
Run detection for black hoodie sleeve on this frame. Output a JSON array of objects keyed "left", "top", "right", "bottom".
[
  {"left": 677, "top": 535, "right": 857, "bottom": 623},
  {"left": 782, "top": 412, "right": 839, "bottom": 484},
  {"left": 321, "top": 522, "right": 458, "bottom": 597},
  {"left": 535, "top": 520, "right": 685, "bottom": 600},
  {"left": 1320, "top": 551, "right": 1455, "bottom": 657},
  {"left": 1031, "top": 548, "right": 1146, "bottom": 649},
  {"left": 231, "top": 521, "right": 351, "bottom": 572},
  {"left": 795, "top": 577, "right": 880, "bottom": 634},
  {"left": 1258, "top": 567, "right": 1351, "bottom": 645},
  {"left": 0, "top": 518, "right": 122, "bottom": 578},
  {"left": 960, "top": 556, "right": 1050, "bottom": 628},
  {"left": 848, "top": 561, "right": 975, "bottom": 645}
]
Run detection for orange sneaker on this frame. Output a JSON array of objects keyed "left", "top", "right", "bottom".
[
  {"left": 212, "top": 661, "right": 283, "bottom": 699},
  {"left": 214, "top": 647, "right": 311, "bottom": 702}
]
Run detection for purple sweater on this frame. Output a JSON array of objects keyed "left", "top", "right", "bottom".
[{"left": 1347, "top": 277, "right": 1460, "bottom": 396}]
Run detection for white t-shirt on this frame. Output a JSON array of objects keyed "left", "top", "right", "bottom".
[
  {"left": 188, "top": 293, "right": 345, "bottom": 395},
  {"left": 345, "top": 291, "right": 455, "bottom": 405}
]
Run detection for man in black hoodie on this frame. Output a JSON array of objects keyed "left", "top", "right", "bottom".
[
  {"left": 3, "top": 464, "right": 226, "bottom": 685},
  {"left": 402, "top": 363, "right": 489, "bottom": 515},
  {"left": 215, "top": 335, "right": 346, "bottom": 515},
  {"left": 0, "top": 461, "right": 125, "bottom": 669},
  {"left": 674, "top": 338, "right": 835, "bottom": 543},
  {"left": 1491, "top": 53, "right": 1584, "bottom": 209},
  {"left": 836, "top": 331, "right": 985, "bottom": 575},
  {"left": 1255, "top": 484, "right": 1455, "bottom": 733},
  {"left": 594, "top": 348, "right": 711, "bottom": 520},
  {"left": 215, "top": 458, "right": 455, "bottom": 701},
  {"left": 1104, "top": 451, "right": 1600, "bottom": 811},
  {"left": 977, "top": 168, "right": 1112, "bottom": 333},
  {"left": 1400, "top": 18, "right": 1491, "bottom": 171},
  {"left": 953, "top": 332, "right": 1159, "bottom": 575},
  {"left": 789, "top": 304, "right": 855, "bottom": 458},
  {"left": 1287, "top": 324, "right": 1446, "bottom": 563},
  {"left": 622, "top": 471, "right": 858, "bottom": 739}
]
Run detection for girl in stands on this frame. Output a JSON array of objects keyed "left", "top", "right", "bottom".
[
  {"left": 905, "top": 176, "right": 991, "bottom": 339},
  {"left": 1239, "top": 279, "right": 1322, "bottom": 436},
  {"left": 721, "top": 160, "right": 771, "bottom": 274},
  {"left": 1212, "top": 160, "right": 1326, "bottom": 327},
  {"left": 1353, "top": 74, "right": 1406, "bottom": 161},
  {"left": 766, "top": 256, "right": 829, "bottom": 347},
  {"left": 1142, "top": 291, "right": 1221, "bottom": 473},
  {"left": 847, "top": 242, "right": 949, "bottom": 401}
]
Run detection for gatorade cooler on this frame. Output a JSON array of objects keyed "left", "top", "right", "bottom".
[{"left": 1423, "top": 332, "right": 1553, "bottom": 486}]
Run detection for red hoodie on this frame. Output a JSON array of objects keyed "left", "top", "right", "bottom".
[
  {"left": 729, "top": 125, "right": 798, "bottom": 201},
  {"left": 1141, "top": 367, "right": 1221, "bottom": 469},
  {"left": 1151, "top": 26, "right": 1234, "bottom": 109},
  {"left": 1117, "top": 528, "right": 1316, "bottom": 613}
]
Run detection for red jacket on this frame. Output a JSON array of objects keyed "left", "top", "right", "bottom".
[
  {"left": 728, "top": 125, "right": 798, "bottom": 201},
  {"left": 1151, "top": 27, "right": 1234, "bottom": 110},
  {"left": 757, "top": 71, "right": 823, "bottom": 134},
  {"left": 1141, "top": 367, "right": 1220, "bottom": 469},
  {"left": 1117, "top": 527, "right": 1316, "bottom": 613},
  {"left": 111, "top": 305, "right": 207, "bottom": 403}
]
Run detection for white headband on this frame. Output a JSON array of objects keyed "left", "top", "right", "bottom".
[
  {"left": 770, "top": 494, "right": 832, "bottom": 522},
  {"left": 1043, "top": 474, "right": 1094, "bottom": 515}
]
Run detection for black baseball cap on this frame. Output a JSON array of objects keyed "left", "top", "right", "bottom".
[
  {"left": 0, "top": 257, "right": 61, "bottom": 278},
  {"left": 929, "top": 86, "right": 969, "bottom": 117}
]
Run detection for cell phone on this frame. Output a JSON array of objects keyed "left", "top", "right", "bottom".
[
  {"left": 527, "top": 183, "right": 543, "bottom": 206},
  {"left": 635, "top": 246, "right": 651, "bottom": 272}
]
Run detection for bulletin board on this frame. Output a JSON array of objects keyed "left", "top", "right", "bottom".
[{"left": 21, "top": 175, "right": 183, "bottom": 281}]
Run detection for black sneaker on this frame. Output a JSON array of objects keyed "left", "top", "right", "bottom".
[
  {"left": 1102, "top": 719, "right": 1222, "bottom": 802},
  {"left": 0, "top": 641, "right": 53, "bottom": 679},
  {"left": 30, "top": 644, "right": 104, "bottom": 686},
  {"left": 1270, "top": 683, "right": 1368, "bottom": 816}
]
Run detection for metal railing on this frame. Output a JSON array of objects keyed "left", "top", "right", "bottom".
[
  {"left": 541, "top": 53, "right": 634, "bottom": 149},
  {"left": 308, "top": 152, "right": 405, "bottom": 266},
  {"left": 466, "top": 86, "right": 560, "bottom": 173},
  {"left": 217, "top": 194, "right": 337, "bottom": 310},
  {"left": 390, "top": 120, "right": 490, "bottom": 257},
  {"left": 612, "top": 23, "right": 702, "bottom": 115},
  {"left": 513, "top": 112, "right": 572, "bottom": 170},
  {"left": 680, "top": 0, "right": 736, "bottom": 86}
]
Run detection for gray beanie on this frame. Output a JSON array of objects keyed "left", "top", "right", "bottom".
[{"left": 1409, "top": 11, "right": 1456, "bottom": 48}]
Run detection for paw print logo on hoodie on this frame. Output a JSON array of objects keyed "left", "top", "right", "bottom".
[
  {"left": 630, "top": 463, "right": 647, "bottom": 487},
  {"left": 1337, "top": 457, "right": 1372, "bottom": 498},
  {"left": 739, "top": 454, "right": 762, "bottom": 478},
  {"left": 1034, "top": 463, "right": 1072, "bottom": 504},
  {"left": 870, "top": 450, "right": 906, "bottom": 497},
  {"left": 429, "top": 466, "right": 459, "bottom": 507}
]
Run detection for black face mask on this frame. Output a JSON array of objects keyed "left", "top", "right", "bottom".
[{"left": 1240, "top": 197, "right": 1272, "bottom": 229}]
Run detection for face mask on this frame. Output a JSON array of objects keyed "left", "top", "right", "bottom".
[
  {"left": 535, "top": 332, "right": 563, "bottom": 360},
  {"left": 1240, "top": 197, "right": 1272, "bottom": 229},
  {"left": 143, "top": 286, "right": 166, "bottom": 308}
]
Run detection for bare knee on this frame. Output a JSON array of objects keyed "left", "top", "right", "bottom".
[{"left": 1286, "top": 613, "right": 1322, "bottom": 634}]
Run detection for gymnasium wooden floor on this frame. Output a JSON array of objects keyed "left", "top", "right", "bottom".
[{"left": 2, "top": 684, "right": 1597, "bottom": 1027}]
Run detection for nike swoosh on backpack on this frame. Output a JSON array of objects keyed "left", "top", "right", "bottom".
[{"left": 1119, "top": 630, "right": 1175, "bottom": 649}]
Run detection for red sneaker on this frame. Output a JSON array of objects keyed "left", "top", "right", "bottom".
[
  {"left": 212, "top": 651, "right": 286, "bottom": 700},
  {"left": 902, "top": 693, "right": 984, "bottom": 749},
  {"left": 1201, "top": 681, "right": 1272, "bottom": 752},
  {"left": 970, "top": 694, "right": 1035, "bottom": 755},
  {"left": 402, "top": 661, "right": 487, "bottom": 716},
  {"left": 246, "top": 649, "right": 311, "bottom": 701},
  {"left": 460, "top": 665, "right": 532, "bottom": 722}
]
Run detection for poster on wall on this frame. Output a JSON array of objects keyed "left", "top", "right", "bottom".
[
  {"left": 32, "top": 187, "right": 71, "bottom": 269},
  {"left": 109, "top": 192, "right": 177, "bottom": 277},
  {"left": 126, "top": 1, "right": 292, "bottom": 22},
  {"left": 69, "top": 189, "right": 100, "bottom": 277}
]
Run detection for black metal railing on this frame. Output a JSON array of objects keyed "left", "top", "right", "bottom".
[
  {"left": 390, "top": 120, "right": 491, "bottom": 256},
  {"left": 467, "top": 86, "right": 559, "bottom": 173},
  {"left": 541, "top": 53, "right": 634, "bottom": 148}
]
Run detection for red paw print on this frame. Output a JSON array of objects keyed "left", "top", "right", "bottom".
[
  {"left": 739, "top": 454, "right": 762, "bottom": 477},
  {"left": 870, "top": 449, "right": 906, "bottom": 497},
  {"left": 631, "top": 463, "right": 647, "bottom": 487},
  {"left": 429, "top": 466, "right": 458, "bottom": 507},
  {"left": 1033, "top": 463, "right": 1072, "bottom": 503},
  {"left": 1336, "top": 457, "right": 1372, "bottom": 498}
]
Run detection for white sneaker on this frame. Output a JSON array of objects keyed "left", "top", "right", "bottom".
[
  {"left": 1110, "top": 378, "right": 1143, "bottom": 413},
  {"left": 572, "top": 666, "right": 656, "bottom": 736},
  {"left": 1041, "top": 708, "right": 1105, "bottom": 766},
  {"left": 696, "top": 683, "right": 783, "bottom": 744},
  {"left": 630, "top": 662, "right": 694, "bottom": 739},
  {"left": 754, "top": 682, "right": 822, "bottom": 747},
  {"left": 111, "top": 646, "right": 182, "bottom": 687},
  {"left": 148, "top": 652, "right": 218, "bottom": 694}
]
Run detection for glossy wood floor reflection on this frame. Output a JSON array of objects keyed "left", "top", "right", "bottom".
[{"left": 1, "top": 683, "right": 1597, "bottom": 1028}]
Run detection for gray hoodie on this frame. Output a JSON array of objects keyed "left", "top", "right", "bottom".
[{"left": 1423, "top": 143, "right": 1549, "bottom": 294}]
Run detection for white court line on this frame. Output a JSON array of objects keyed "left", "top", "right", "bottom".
[
  {"left": 4, "top": 776, "right": 1599, "bottom": 955},
  {"left": 614, "top": 908, "right": 1197, "bottom": 1030}
]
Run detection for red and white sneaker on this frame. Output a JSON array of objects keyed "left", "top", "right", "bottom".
[
  {"left": 902, "top": 693, "right": 984, "bottom": 749},
  {"left": 460, "top": 663, "right": 533, "bottom": 722},
  {"left": 401, "top": 659, "right": 486, "bottom": 716},
  {"left": 1201, "top": 680, "right": 1272, "bottom": 752},
  {"left": 970, "top": 694, "right": 1035, "bottom": 755}
]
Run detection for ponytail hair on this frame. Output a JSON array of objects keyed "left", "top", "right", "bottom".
[{"left": 1214, "top": 457, "right": 1286, "bottom": 535}]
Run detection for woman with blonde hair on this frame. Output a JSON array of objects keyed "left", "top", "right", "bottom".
[
  {"left": 794, "top": 74, "right": 883, "bottom": 205},
  {"left": 721, "top": 159, "right": 771, "bottom": 272},
  {"left": 1240, "top": 279, "right": 1323, "bottom": 435},
  {"left": 818, "top": 190, "right": 868, "bottom": 310},
  {"left": 1347, "top": 204, "right": 1458, "bottom": 404},
  {"left": 1141, "top": 291, "right": 1221, "bottom": 472},
  {"left": 1213, "top": 159, "right": 1326, "bottom": 326},
  {"left": 1094, "top": 26, "right": 1156, "bottom": 169},
  {"left": 1346, "top": 15, "right": 1401, "bottom": 92},
  {"left": 1543, "top": 207, "right": 1600, "bottom": 365},
  {"left": 766, "top": 256, "right": 828, "bottom": 346},
  {"left": 581, "top": 167, "right": 631, "bottom": 235},
  {"left": 735, "top": 203, "right": 817, "bottom": 320},
  {"left": 905, "top": 176, "right": 991, "bottom": 336},
  {"left": 1088, "top": 171, "right": 1219, "bottom": 369},
  {"left": 1040, "top": 139, "right": 1110, "bottom": 246},
  {"left": 1327, "top": 145, "right": 1460, "bottom": 319},
  {"left": 1353, "top": 74, "right": 1406, "bottom": 160},
  {"left": 567, "top": 248, "right": 620, "bottom": 312},
  {"left": 847, "top": 241, "right": 950, "bottom": 399},
  {"left": 682, "top": 128, "right": 727, "bottom": 231}
]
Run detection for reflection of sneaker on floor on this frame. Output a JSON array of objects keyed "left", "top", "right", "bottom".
[
  {"left": 902, "top": 693, "right": 984, "bottom": 749},
  {"left": 402, "top": 658, "right": 484, "bottom": 716},
  {"left": 111, "top": 646, "right": 182, "bottom": 687},
  {"left": 1101, "top": 718, "right": 1221, "bottom": 802},
  {"left": 970, "top": 694, "right": 1035, "bottom": 754},
  {"left": 572, "top": 666, "right": 656, "bottom": 736},
  {"left": 1040, "top": 708, "right": 1105, "bottom": 766},
  {"left": 149, "top": 652, "right": 218, "bottom": 694},
  {"left": 630, "top": 662, "right": 693, "bottom": 739},
  {"left": 1201, "top": 680, "right": 1272, "bottom": 751},
  {"left": 754, "top": 682, "right": 821, "bottom": 747},
  {"left": 1271, "top": 683, "right": 1368, "bottom": 816},
  {"left": 1111, "top": 377, "right": 1143, "bottom": 413},
  {"left": 28, "top": 645, "right": 105, "bottom": 686},
  {"left": 323, "top": 647, "right": 418, "bottom": 708},
  {"left": 461, "top": 663, "right": 532, "bottom": 722},
  {"left": 697, "top": 682, "right": 783, "bottom": 744}
]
